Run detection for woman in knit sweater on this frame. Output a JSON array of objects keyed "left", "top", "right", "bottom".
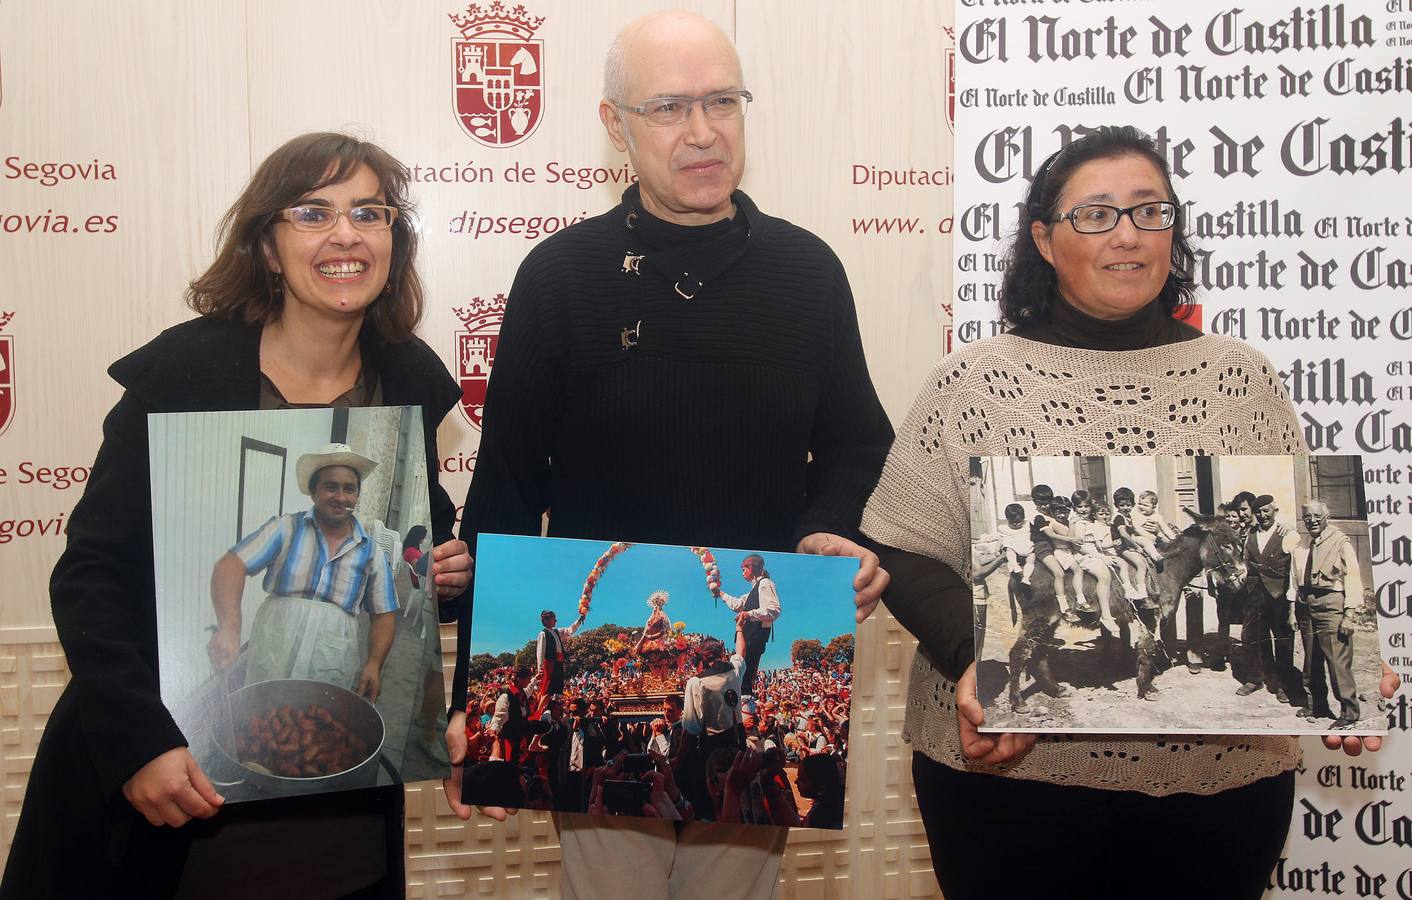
[{"left": 862, "top": 126, "right": 1399, "bottom": 900}]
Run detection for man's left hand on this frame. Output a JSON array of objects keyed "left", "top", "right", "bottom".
[
  {"left": 1337, "top": 613, "right": 1355, "bottom": 641},
  {"left": 432, "top": 540, "right": 472, "bottom": 600},
  {"left": 1323, "top": 659, "right": 1401, "bottom": 756},
  {"left": 355, "top": 662, "right": 382, "bottom": 702},
  {"left": 796, "top": 532, "right": 890, "bottom": 624}
]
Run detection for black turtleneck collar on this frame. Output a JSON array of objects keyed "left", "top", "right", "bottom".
[
  {"left": 616, "top": 184, "right": 753, "bottom": 296},
  {"left": 618, "top": 183, "right": 749, "bottom": 249},
  {"left": 1009, "top": 295, "right": 1202, "bottom": 351}
]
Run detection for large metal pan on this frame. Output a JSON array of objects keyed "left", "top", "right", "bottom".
[{"left": 212, "top": 678, "right": 385, "bottom": 797}]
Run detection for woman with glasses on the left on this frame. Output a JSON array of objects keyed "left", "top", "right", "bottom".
[{"left": 0, "top": 133, "right": 470, "bottom": 900}]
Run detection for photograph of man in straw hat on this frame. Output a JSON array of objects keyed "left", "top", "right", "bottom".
[
  {"left": 207, "top": 441, "right": 393, "bottom": 694},
  {"left": 149, "top": 406, "right": 449, "bottom": 800}
]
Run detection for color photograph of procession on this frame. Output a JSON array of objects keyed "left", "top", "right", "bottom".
[
  {"left": 463, "top": 533, "right": 858, "bottom": 829},
  {"left": 971, "top": 454, "right": 1387, "bottom": 735}
]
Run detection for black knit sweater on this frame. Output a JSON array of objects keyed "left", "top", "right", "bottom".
[{"left": 453, "top": 185, "right": 894, "bottom": 710}]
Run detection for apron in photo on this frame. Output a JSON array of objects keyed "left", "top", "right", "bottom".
[{"left": 244, "top": 594, "right": 362, "bottom": 689}]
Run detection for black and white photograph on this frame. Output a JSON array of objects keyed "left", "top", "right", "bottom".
[
  {"left": 149, "top": 406, "right": 449, "bottom": 801},
  {"left": 971, "top": 454, "right": 1387, "bottom": 735}
]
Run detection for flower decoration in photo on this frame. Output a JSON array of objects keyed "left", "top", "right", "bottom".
[
  {"left": 577, "top": 541, "right": 630, "bottom": 616},
  {"left": 695, "top": 547, "right": 722, "bottom": 595},
  {"left": 575, "top": 542, "right": 722, "bottom": 617}
]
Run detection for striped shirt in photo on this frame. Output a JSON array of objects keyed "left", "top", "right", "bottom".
[{"left": 232, "top": 509, "right": 398, "bottom": 615}]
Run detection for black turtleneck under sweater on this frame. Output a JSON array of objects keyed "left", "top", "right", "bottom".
[
  {"left": 453, "top": 185, "right": 894, "bottom": 712},
  {"left": 876, "top": 296, "right": 1202, "bottom": 681},
  {"left": 1010, "top": 294, "right": 1202, "bottom": 350}
]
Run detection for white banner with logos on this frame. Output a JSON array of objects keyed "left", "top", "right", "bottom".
[{"left": 954, "top": 1, "right": 1412, "bottom": 894}]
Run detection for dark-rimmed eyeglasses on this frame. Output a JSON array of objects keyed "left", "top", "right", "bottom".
[
  {"left": 1054, "top": 201, "right": 1177, "bottom": 234},
  {"left": 617, "top": 90, "right": 753, "bottom": 127},
  {"left": 278, "top": 205, "right": 399, "bottom": 233}
]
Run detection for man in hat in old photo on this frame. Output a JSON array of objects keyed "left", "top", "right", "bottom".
[
  {"left": 447, "top": 9, "right": 893, "bottom": 898},
  {"left": 1292, "top": 500, "right": 1364, "bottom": 728},
  {"left": 206, "top": 442, "right": 399, "bottom": 700},
  {"left": 1238, "top": 494, "right": 1303, "bottom": 706}
]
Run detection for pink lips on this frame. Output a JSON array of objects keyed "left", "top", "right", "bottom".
[{"left": 679, "top": 160, "right": 724, "bottom": 174}]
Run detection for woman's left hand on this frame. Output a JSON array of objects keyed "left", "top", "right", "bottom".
[
  {"left": 1324, "top": 659, "right": 1401, "bottom": 756},
  {"left": 796, "top": 532, "right": 890, "bottom": 624},
  {"left": 431, "top": 540, "right": 472, "bottom": 599},
  {"left": 957, "top": 661, "right": 1035, "bottom": 764}
]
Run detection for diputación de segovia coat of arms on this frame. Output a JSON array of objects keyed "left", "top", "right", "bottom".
[
  {"left": 454, "top": 295, "right": 507, "bottom": 430},
  {"left": 450, "top": 2, "right": 545, "bottom": 148},
  {"left": 943, "top": 27, "right": 956, "bottom": 135},
  {"left": 0, "top": 311, "right": 15, "bottom": 437}
]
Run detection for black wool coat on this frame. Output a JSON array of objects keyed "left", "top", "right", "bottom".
[{"left": 0, "top": 315, "right": 460, "bottom": 899}]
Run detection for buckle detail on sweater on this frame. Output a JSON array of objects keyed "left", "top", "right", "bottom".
[
  {"left": 620, "top": 320, "right": 641, "bottom": 350},
  {"left": 674, "top": 276, "right": 702, "bottom": 300}
]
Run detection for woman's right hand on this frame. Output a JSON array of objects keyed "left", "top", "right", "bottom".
[
  {"left": 956, "top": 661, "right": 1036, "bottom": 765},
  {"left": 443, "top": 711, "right": 473, "bottom": 820},
  {"left": 443, "top": 711, "right": 510, "bottom": 822},
  {"left": 122, "top": 747, "right": 223, "bottom": 827}
]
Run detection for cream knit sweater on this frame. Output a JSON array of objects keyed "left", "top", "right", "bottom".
[{"left": 862, "top": 333, "right": 1306, "bottom": 795}]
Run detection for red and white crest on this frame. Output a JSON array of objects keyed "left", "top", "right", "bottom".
[
  {"left": 943, "top": 48, "right": 956, "bottom": 135},
  {"left": 449, "top": 2, "right": 545, "bottom": 148},
  {"left": 0, "top": 312, "right": 14, "bottom": 437},
  {"left": 454, "top": 295, "right": 507, "bottom": 430}
]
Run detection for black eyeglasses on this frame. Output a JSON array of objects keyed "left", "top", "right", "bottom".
[{"left": 1054, "top": 201, "right": 1177, "bottom": 234}]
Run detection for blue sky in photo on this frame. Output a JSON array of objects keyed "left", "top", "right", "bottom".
[{"left": 471, "top": 534, "right": 859, "bottom": 671}]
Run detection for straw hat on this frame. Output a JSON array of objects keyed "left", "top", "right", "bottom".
[{"left": 295, "top": 443, "right": 377, "bottom": 496}]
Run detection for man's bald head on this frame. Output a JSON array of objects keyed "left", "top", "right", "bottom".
[{"left": 603, "top": 11, "right": 741, "bottom": 105}]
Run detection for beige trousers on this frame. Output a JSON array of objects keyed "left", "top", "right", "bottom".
[{"left": 556, "top": 812, "right": 787, "bottom": 899}]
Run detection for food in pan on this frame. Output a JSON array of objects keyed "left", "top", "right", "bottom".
[{"left": 236, "top": 703, "right": 371, "bottom": 778}]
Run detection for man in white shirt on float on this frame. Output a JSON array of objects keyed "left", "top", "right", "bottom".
[{"left": 714, "top": 553, "right": 780, "bottom": 697}]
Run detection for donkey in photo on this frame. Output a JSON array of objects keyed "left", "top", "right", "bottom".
[{"left": 1009, "top": 510, "right": 1248, "bottom": 707}]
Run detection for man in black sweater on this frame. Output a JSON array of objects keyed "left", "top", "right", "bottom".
[{"left": 444, "top": 10, "right": 893, "bottom": 899}]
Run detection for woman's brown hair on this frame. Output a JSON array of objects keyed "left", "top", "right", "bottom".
[{"left": 186, "top": 132, "right": 424, "bottom": 342}]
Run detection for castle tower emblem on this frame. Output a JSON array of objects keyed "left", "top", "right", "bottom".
[
  {"left": 453, "top": 295, "right": 507, "bottom": 429},
  {"left": 449, "top": 2, "right": 546, "bottom": 148}
]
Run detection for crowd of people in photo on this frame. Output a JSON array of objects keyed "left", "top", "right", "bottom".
[
  {"left": 458, "top": 652, "right": 850, "bottom": 828},
  {"left": 974, "top": 481, "right": 1369, "bottom": 726}
]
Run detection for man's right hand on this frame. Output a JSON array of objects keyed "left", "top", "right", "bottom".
[
  {"left": 956, "top": 661, "right": 1035, "bottom": 765},
  {"left": 122, "top": 747, "right": 223, "bottom": 827},
  {"left": 206, "top": 626, "right": 240, "bottom": 670},
  {"left": 443, "top": 711, "right": 509, "bottom": 822}
]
